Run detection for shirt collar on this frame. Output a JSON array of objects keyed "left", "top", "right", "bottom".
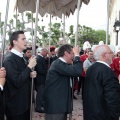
[
  {"left": 59, "top": 57, "right": 67, "bottom": 63},
  {"left": 96, "top": 61, "right": 110, "bottom": 68},
  {"left": 38, "top": 53, "right": 43, "bottom": 57},
  {"left": 11, "top": 49, "right": 24, "bottom": 58}
]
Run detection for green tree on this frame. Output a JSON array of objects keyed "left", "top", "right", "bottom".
[
  {"left": 93, "top": 30, "right": 110, "bottom": 44},
  {"left": 0, "top": 12, "right": 110, "bottom": 48},
  {"left": 50, "top": 23, "right": 61, "bottom": 46},
  {"left": 67, "top": 24, "right": 110, "bottom": 47}
]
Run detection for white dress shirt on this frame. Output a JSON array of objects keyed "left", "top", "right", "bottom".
[
  {"left": 11, "top": 49, "right": 23, "bottom": 57},
  {"left": 0, "top": 84, "right": 3, "bottom": 91}
]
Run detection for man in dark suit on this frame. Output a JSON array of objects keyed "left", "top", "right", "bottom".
[
  {"left": 49, "top": 46, "right": 57, "bottom": 65},
  {"left": 83, "top": 45, "right": 120, "bottom": 120},
  {"left": 50, "top": 47, "right": 59, "bottom": 64},
  {"left": 35, "top": 48, "right": 48, "bottom": 113},
  {"left": 0, "top": 67, "right": 6, "bottom": 120},
  {"left": 23, "top": 47, "right": 32, "bottom": 64},
  {"left": 3, "top": 31, "right": 37, "bottom": 120},
  {"left": 44, "top": 44, "right": 83, "bottom": 120}
]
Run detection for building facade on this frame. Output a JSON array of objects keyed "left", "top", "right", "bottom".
[{"left": 109, "top": 0, "right": 120, "bottom": 46}]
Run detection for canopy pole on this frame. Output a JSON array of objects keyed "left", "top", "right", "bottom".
[
  {"left": 49, "top": 14, "right": 51, "bottom": 53},
  {"left": 0, "top": 13, "right": 2, "bottom": 34},
  {"left": 1, "top": 0, "right": 10, "bottom": 67},
  {"left": 106, "top": 0, "right": 110, "bottom": 45},
  {"left": 71, "top": 1, "right": 81, "bottom": 120},
  {"left": 63, "top": 14, "right": 66, "bottom": 43},
  {"left": 48, "top": 14, "right": 52, "bottom": 66},
  {"left": 15, "top": 7, "right": 18, "bottom": 30},
  {"left": 75, "top": 0, "right": 81, "bottom": 47},
  {"left": 30, "top": 0, "right": 39, "bottom": 120},
  {"left": 31, "top": 12, "right": 34, "bottom": 45}
]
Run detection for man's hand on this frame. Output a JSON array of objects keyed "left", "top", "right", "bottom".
[
  {"left": 30, "top": 71, "right": 37, "bottom": 78},
  {"left": 0, "top": 67, "right": 6, "bottom": 78},
  {"left": 73, "top": 46, "right": 80, "bottom": 56},
  {"left": 28, "top": 56, "right": 37, "bottom": 69},
  {"left": 0, "top": 78, "right": 6, "bottom": 87},
  {"left": 118, "top": 75, "right": 120, "bottom": 83}
]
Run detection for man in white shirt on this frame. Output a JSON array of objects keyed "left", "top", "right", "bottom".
[
  {"left": 44, "top": 44, "right": 83, "bottom": 120},
  {"left": 83, "top": 50, "right": 94, "bottom": 73},
  {"left": 3, "top": 30, "right": 37, "bottom": 120}
]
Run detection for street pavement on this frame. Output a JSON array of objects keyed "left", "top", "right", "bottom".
[{"left": 32, "top": 92, "right": 83, "bottom": 120}]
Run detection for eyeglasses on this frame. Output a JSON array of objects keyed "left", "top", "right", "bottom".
[{"left": 105, "top": 52, "right": 113, "bottom": 54}]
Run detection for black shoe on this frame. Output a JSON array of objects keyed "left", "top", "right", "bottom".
[
  {"left": 35, "top": 109, "right": 44, "bottom": 113},
  {"left": 73, "top": 95, "right": 77, "bottom": 99}
]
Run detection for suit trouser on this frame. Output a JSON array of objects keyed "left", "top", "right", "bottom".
[
  {"left": 36, "top": 84, "right": 44, "bottom": 111},
  {"left": 0, "top": 92, "right": 4, "bottom": 120},
  {"left": 81, "top": 76, "right": 85, "bottom": 99},
  {"left": 6, "top": 109, "right": 30, "bottom": 120},
  {"left": 45, "top": 113, "right": 67, "bottom": 120},
  {"left": 0, "top": 102, "right": 4, "bottom": 120},
  {"left": 77, "top": 76, "right": 82, "bottom": 93}
]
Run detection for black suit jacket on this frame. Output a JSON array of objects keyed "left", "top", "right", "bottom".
[
  {"left": 83, "top": 62, "right": 120, "bottom": 120},
  {"left": 50, "top": 55, "right": 58, "bottom": 65},
  {"left": 44, "top": 56, "right": 82, "bottom": 114},
  {"left": 3, "top": 52, "right": 32, "bottom": 116},
  {"left": 35, "top": 55, "right": 48, "bottom": 87},
  {"left": 0, "top": 90, "right": 4, "bottom": 120}
]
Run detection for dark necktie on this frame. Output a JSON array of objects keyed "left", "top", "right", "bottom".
[{"left": 22, "top": 57, "right": 28, "bottom": 65}]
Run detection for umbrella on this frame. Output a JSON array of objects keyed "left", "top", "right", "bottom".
[{"left": 16, "top": 0, "right": 90, "bottom": 18}]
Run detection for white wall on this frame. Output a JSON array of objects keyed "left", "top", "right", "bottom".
[{"left": 110, "top": 0, "right": 120, "bottom": 46}]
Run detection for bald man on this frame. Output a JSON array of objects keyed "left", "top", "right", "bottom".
[{"left": 83, "top": 45, "right": 120, "bottom": 120}]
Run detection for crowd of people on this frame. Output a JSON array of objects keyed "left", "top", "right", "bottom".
[{"left": 0, "top": 30, "right": 120, "bottom": 120}]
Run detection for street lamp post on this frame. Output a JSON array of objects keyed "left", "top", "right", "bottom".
[
  {"left": 116, "top": 30, "right": 119, "bottom": 45},
  {"left": 113, "top": 20, "right": 120, "bottom": 45}
]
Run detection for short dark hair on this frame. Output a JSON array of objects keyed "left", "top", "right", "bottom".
[
  {"left": 23, "top": 47, "right": 32, "bottom": 53},
  {"left": 88, "top": 50, "right": 93, "bottom": 53},
  {"left": 80, "top": 50, "right": 84, "bottom": 55},
  {"left": 58, "top": 44, "right": 73, "bottom": 57},
  {"left": 10, "top": 30, "right": 24, "bottom": 47}
]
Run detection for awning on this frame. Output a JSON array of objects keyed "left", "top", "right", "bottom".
[{"left": 15, "top": 0, "right": 90, "bottom": 18}]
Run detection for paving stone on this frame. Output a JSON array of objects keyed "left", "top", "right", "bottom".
[{"left": 32, "top": 92, "right": 83, "bottom": 120}]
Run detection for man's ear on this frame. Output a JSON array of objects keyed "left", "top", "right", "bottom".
[
  {"left": 13, "top": 40, "right": 17, "bottom": 46},
  {"left": 102, "top": 52, "right": 106, "bottom": 58},
  {"left": 64, "top": 51, "right": 69, "bottom": 57},
  {"left": 64, "top": 51, "right": 67, "bottom": 56}
]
